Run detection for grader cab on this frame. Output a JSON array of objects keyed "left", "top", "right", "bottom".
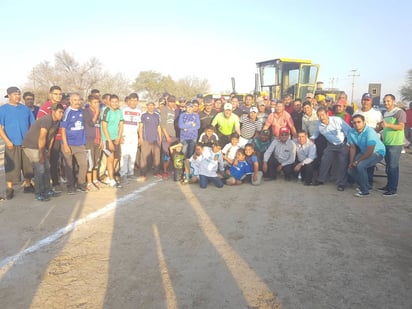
[{"left": 255, "top": 58, "right": 319, "bottom": 101}]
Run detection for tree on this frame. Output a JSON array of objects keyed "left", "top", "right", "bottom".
[
  {"left": 400, "top": 69, "right": 412, "bottom": 102},
  {"left": 131, "top": 70, "right": 210, "bottom": 102},
  {"left": 175, "top": 76, "right": 210, "bottom": 100},
  {"left": 131, "top": 71, "right": 176, "bottom": 101},
  {"left": 25, "top": 50, "right": 131, "bottom": 102}
]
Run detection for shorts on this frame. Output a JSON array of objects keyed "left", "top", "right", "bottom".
[
  {"left": 86, "top": 141, "right": 101, "bottom": 169},
  {"left": 5, "top": 145, "right": 33, "bottom": 183},
  {"left": 162, "top": 136, "right": 177, "bottom": 160}
]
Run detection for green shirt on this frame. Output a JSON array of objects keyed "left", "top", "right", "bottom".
[
  {"left": 211, "top": 112, "right": 239, "bottom": 136},
  {"left": 383, "top": 107, "right": 406, "bottom": 146},
  {"left": 101, "top": 107, "right": 123, "bottom": 141}
]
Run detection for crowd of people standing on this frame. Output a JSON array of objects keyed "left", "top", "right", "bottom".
[{"left": 0, "top": 86, "right": 409, "bottom": 201}]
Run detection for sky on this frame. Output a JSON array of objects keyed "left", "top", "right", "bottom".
[{"left": 1, "top": 0, "right": 411, "bottom": 104}]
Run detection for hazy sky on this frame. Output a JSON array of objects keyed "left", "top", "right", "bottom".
[{"left": 1, "top": 0, "right": 411, "bottom": 103}]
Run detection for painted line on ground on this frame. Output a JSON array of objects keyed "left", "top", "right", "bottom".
[{"left": 0, "top": 182, "right": 157, "bottom": 274}]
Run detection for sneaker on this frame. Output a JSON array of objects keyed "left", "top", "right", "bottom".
[
  {"left": 67, "top": 187, "right": 76, "bottom": 195},
  {"left": 354, "top": 191, "right": 369, "bottom": 198},
  {"left": 23, "top": 184, "right": 35, "bottom": 193},
  {"left": 6, "top": 188, "right": 14, "bottom": 200},
  {"left": 35, "top": 194, "right": 50, "bottom": 202},
  {"left": 59, "top": 176, "right": 67, "bottom": 184},
  {"left": 109, "top": 179, "right": 117, "bottom": 187},
  {"left": 383, "top": 191, "right": 397, "bottom": 197},
  {"left": 337, "top": 185, "right": 345, "bottom": 191},
  {"left": 377, "top": 186, "right": 388, "bottom": 192},
  {"left": 127, "top": 174, "right": 138, "bottom": 180},
  {"left": 76, "top": 183, "right": 88, "bottom": 192},
  {"left": 46, "top": 190, "right": 62, "bottom": 198}
]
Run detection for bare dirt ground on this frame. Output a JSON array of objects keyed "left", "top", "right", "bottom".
[{"left": 0, "top": 152, "right": 411, "bottom": 309}]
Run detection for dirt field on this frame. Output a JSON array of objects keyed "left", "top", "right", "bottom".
[{"left": 0, "top": 152, "right": 411, "bottom": 309}]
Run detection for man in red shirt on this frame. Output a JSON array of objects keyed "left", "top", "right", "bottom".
[
  {"left": 263, "top": 101, "right": 297, "bottom": 138},
  {"left": 37, "top": 86, "right": 66, "bottom": 188}
]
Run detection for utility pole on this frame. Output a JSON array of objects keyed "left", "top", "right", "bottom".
[{"left": 348, "top": 69, "right": 360, "bottom": 104}]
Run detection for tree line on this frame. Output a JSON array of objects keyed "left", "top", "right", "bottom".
[{"left": 25, "top": 50, "right": 210, "bottom": 103}]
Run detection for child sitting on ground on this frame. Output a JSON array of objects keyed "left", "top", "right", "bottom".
[
  {"left": 225, "top": 148, "right": 250, "bottom": 186},
  {"left": 244, "top": 143, "right": 263, "bottom": 185},
  {"left": 170, "top": 142, "right": 185, "bottom": 182},
  {"left": 222, "top": 133, "right": 240, "bottom": 168},
  {"left": 198, "top": 142, "right": 224, "bottom": 189},
  {"left": 183, "top": 143, "right": 204, "bottom": 184}
]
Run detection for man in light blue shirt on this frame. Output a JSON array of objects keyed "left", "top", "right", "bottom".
[
  {"left": 347, "top": 114, "right": 385, "bottom": 197},
  {"left": 313, "top": 107, "right": 351, "bottom": 191}
]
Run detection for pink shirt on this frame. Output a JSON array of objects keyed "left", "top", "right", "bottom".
[{"left": 264, "top": 111, "right": 295, "bottom": 137}]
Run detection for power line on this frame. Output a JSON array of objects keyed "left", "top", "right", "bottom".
[{"left": 348, "top": 69, "right": 360, "bottom": 104}]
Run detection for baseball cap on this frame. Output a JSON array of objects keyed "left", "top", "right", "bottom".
[
  {"left": 250, "top": 107, "right": 258, "bottom": 113},
  {"left": 256, "top": 97, "right": 265, "bottom": 105},
  {"left": 263, "top": 96, "right": 269, "bottom": 100},
  {"left": 335, "top": 99, "right": 346, "bottom": 106},
  {"left": 362, "top": 93, "right": 372, "bottom": 100},
  {"left": 196, "top": 93, "right": 203, "bottom": 99},
  {"left": 224, "top": 103, "right": 232, "bottom": 110},
  {"left": 279, "top": 127, "right": 290, "bottom": 134},
  {"left": 4, "top": 86, "right": 20, "bottom": 98},
  {"left": 306, "top": 93, "right": 314, "bottom": 98},
  {"left": 261, "top": 129, "right": 270, "bottom": 136}
]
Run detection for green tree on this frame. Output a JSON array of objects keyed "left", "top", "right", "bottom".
[
  {"left": 400, "top": 69, "right": 412, "bottom": 102},
  {"left": 131, "top": 71, "right": 210, "bottom": 102},
  {"left": 131, "top": 71, "right": 176, "bottom": 101}
]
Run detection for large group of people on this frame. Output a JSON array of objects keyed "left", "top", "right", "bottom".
[{"left": 0, "top": 85, "right": 409, "bottom": 201}]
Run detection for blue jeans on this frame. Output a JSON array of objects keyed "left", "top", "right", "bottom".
[
  {"left": 199, "top": 175, "right": 224, "bottom": 189},
  {"left": 384, "top": 145, "right": 402, "bottom": 192},
  {"left": 347, "top": 153, "right": 383, "bottom": 193},
  {"left": 182, "top": 139, "right": 196, "bottom": 158}
]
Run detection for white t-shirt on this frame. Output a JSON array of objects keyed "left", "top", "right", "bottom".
[
  {"left": 122, "top": 106, "right": 142, "bottom": 142},
  {"left": 354, "top": 108, "right": 383, "bottom": 129}
]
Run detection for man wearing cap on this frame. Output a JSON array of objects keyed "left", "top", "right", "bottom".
[
  {"left": 211, "top": 103, "right": 240, "bottom": 147},
  {"left": 256, "top": 97, "right": 268, "bottom": 127},
  {"left": 263, "top": 101, "right": 297, "bottom": 138},
  {"left": 22, "top": 103, "right": 65, "bottom": 201},
  {"left": 354, "top": 93, "right": 383, "bottom": 131},
  {"left": 0, "top": 87, "right": 35, "bottom": 199},
  {"left": 239, "top": 107, "right": 261, "bottom": 147},
  {"left": 262, "top": 126, "right": 296, "bottom": 181},
  {"left": 312, "top": 107, "right": 351, "bottom": 191}
]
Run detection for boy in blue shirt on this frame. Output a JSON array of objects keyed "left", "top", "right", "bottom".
[{"left": 225, "top": 149, "right": 250, "bottom": 185}]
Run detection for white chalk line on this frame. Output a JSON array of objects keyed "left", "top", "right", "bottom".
[{"left": 0, "top": 182, "right": 157, "bottom": 274}]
